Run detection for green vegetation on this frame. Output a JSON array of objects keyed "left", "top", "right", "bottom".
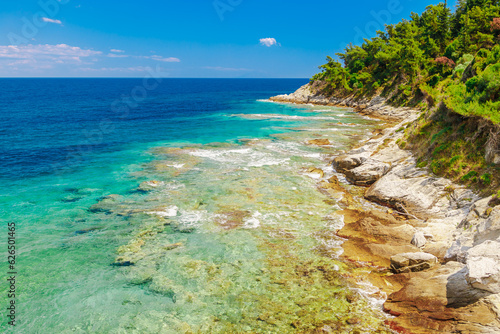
[
  {"left": 311, "top": 0, "right": 500, "bottom": 122},
  {"left": 311, "top": 0, "right": 500, "bottom": 194}
]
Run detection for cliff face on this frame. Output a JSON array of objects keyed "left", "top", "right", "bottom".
[
  {"left": 269, "top": 86, "right": 500, "bottom": 333},
  {"left": 270, "top": 82, "right": 416, "bottom": 120}
]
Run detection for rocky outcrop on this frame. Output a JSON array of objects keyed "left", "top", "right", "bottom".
[
  {"left": 332, "top": 153, "right": 369, "bottom": 173},
  {"left": 269, "top": 82, "right": 416, "bottom": 120},
  {"left": 390, "top": 252, "right": 437, "bottom": 273},
  {"left": 273, "top": 82, "right": 500, "bottom": 333},
  {"left": 384, "top": 262, "right": 498, "bottom": 333},
  {"left": 411, "top": 231, "right": 427, "bottom": 248},
  {"left": 466, "top": 240, "right": 500, "bottom": 294},
  {"left": 343, "top": 159, "right": 391, "bottom": 186}
]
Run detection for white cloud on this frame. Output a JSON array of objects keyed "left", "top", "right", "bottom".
[
  {"left": 204, "top": 66, "right": 252, "bottom": 72},
  {"left": 107, "top": 53, "right": 128, "bottom": 58},
  {"left": 0, "top": 44, "right": 101, "bottom": 59},
  {"left": 0, "top": 44, "right": 102, "bottom": 72},
  {"left": 79, "top": 66, "right": 153, "bottom": 72},
  {"left": 110, "top": 49, "right": 125, "bottom": 53},
  {"left": 259, "top": 38, "right": 279, "bottom": 47},
  {"left": 148, "top": 55, "right": 180, "bottom": 62},
  {"left": 42, "top": 17, "right": 62, "bottom": 25}
]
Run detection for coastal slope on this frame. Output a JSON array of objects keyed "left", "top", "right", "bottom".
[{"left": 270, "top": 86, "right": 500, "bottom": 333}]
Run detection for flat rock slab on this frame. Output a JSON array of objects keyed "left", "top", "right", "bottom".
[
  {"left": 391, "top": 252, "right": 437, "bottom": 273},
  {"left": 332, "top": 153, "right": 368, "bottom": 173},
  {"left": 343, "top": 159, "right": 391, "bottom": 186},
  {"left": 365, "top": 173, "right": 448, "bottom": 219},
  {"left": 466, "top": 240, "right": 500, "bottom": 294}
]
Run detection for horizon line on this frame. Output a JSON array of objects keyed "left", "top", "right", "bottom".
[{"left": 0, "top": 77, "right": 310, "bottom": 79}]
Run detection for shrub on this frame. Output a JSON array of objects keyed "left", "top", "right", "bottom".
[
  {"left": 435, "top": 57, "right": 456, "bottom": 67},
  {"left": 461, "top": 171, "right": 478, "bottom": 182},
  {"left": 491, "top": 18, "right": 500, "bottom": 32},
  {"left": 450, "top": 155, "right": 462, "bottom": 165},
  {"left": 417, "top": 160, "right": 428, "bottom": 168},
  {"left": 466, "top": 77, "right": 479, "bottom": 92},
  {"left": 480, "top": 173, "right": 492, "bottom": 185}
]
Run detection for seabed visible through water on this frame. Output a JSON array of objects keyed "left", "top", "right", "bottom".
[
  {"left": 92, "top": 105, "right": 394, "bottom": 333},
  {"left": 3, "top": 100, "right": 397, "bottom": 333}
]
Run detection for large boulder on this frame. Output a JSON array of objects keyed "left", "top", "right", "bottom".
[
  {"left": 384, "top": 262, "right": 497, "bottom": 333},
  {"left": 390, "top": 252, "right": 438, "bottom": 273},
  {"left": 365, "top": 172, "right": 450, "bottom": 219},
  {"left": 474, "top": 206, "right": 500, "bottom": 244},
  {"left": 466, "top": 240, "right": 500, "bottom": 294},
  {"left": 332, "top": 153, "right": 369, "bottom": 173},
  {"left": 446, "top": 199, "right": 500, "bottom": 262},
  {"left": 411, "top": 231, "right": 427, "bottom": 248},
  {"left": 343, "top": 159, "right": 391, "bottom": 186}
]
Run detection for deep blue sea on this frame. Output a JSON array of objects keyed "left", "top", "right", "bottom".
[{"left": 0, "top": 79, "right": 387, "bottom": 333}]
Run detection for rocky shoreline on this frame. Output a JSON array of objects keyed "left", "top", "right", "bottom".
[{"left": 270, "top": 84, "right": 500, "bottom": 333}]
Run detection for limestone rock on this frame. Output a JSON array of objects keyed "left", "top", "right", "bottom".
[
  {"left": 307, "top": 138, "right": 330, "bottom": 146},
  {"left": 466, "top": 240, "right": 500, "bottom": 293},
  {"left": 343, "top": 159, "right": 391, "bottom": 186},
  {"left": 365, "top": 172, "right": 449, "bottom": 219},
  {"left": 384, "top": 261, "right": 498, "bottom": 333},
  {"left": 411, "top": 231, "right": 427, "bottom": 248},
  {"left": 390, "top": 252, "right": 437, "bottom": 273},
  {"left": 474, "top": 206, "right": 500, "bottom": 245},
  {"left": 332, "top": 153, "right": 369, "bottom": 173},
  {"left": 138, "top": 180, "right": 164, "bottom": 192},
  {"left": 305, "top": 167, "right": 324, "bottom": 179}
]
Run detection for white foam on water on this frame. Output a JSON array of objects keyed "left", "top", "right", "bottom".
[
  {"left": 178, "top": 210, "right": 209, "bottom": 227},
  {"left": 189, "top": 147, "right": 290, "bottom": 167},
  {"left": 247, "top": 156, "right": 289, "bottom": 167},
  {"left": 165, "top": 163, "right": 185, "bottom": 169},
  {"left": 243, "top": 211, "right": 262, "bottom": 229},
  {"left": 189, "top": 148, "right": 253, "bottom": 161},
  {"left": 351, "top": 280, "right": 388, "bottom": 311},
  {"left": 157, "top": 182, "right": 186, "bottom": 195},
  {"left": 230, "top": 113, "right": 341, "bottom": 121},
  {"left": 299, "top": 128, "right": 341, "bottom": 132},
  {"left": 262, "top": 142, "right": 324, "bottom": 159},
  {"left": 304, "top": 172, "right": 323, "bottom": 180},
  {"left": 146, "top": 206, "right": 178, "bottom": 218},
  {"left": 323, "top": 213, "right": 345, "bottom": 230}
]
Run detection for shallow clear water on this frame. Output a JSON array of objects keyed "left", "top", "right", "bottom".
[{"left": 0, "top": 79, "right": 389, "bottom": 333}]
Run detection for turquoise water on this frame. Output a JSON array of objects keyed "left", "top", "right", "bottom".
[{"left": 0, "top": 79, "right": 390, "bottom": 333}]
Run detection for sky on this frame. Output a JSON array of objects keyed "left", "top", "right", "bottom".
[{"left": 0, "top": 0, "right": 458, "bottom": 78}]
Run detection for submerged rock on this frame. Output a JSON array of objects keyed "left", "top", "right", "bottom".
[
  {"left": 88, "top": 194, "right": 122, "bottom": 213},
  {"left": 307, "top": 138, "right": 330, "bottom": 146},
  {"left": 305, "top": 167, "right": 324, "bottom": 179},
  {"left": 74, "top": 226, "right": 103, "bottom": 235},
  {"left": 138, "top": 180, "right": 164, "bottom": 192}
]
